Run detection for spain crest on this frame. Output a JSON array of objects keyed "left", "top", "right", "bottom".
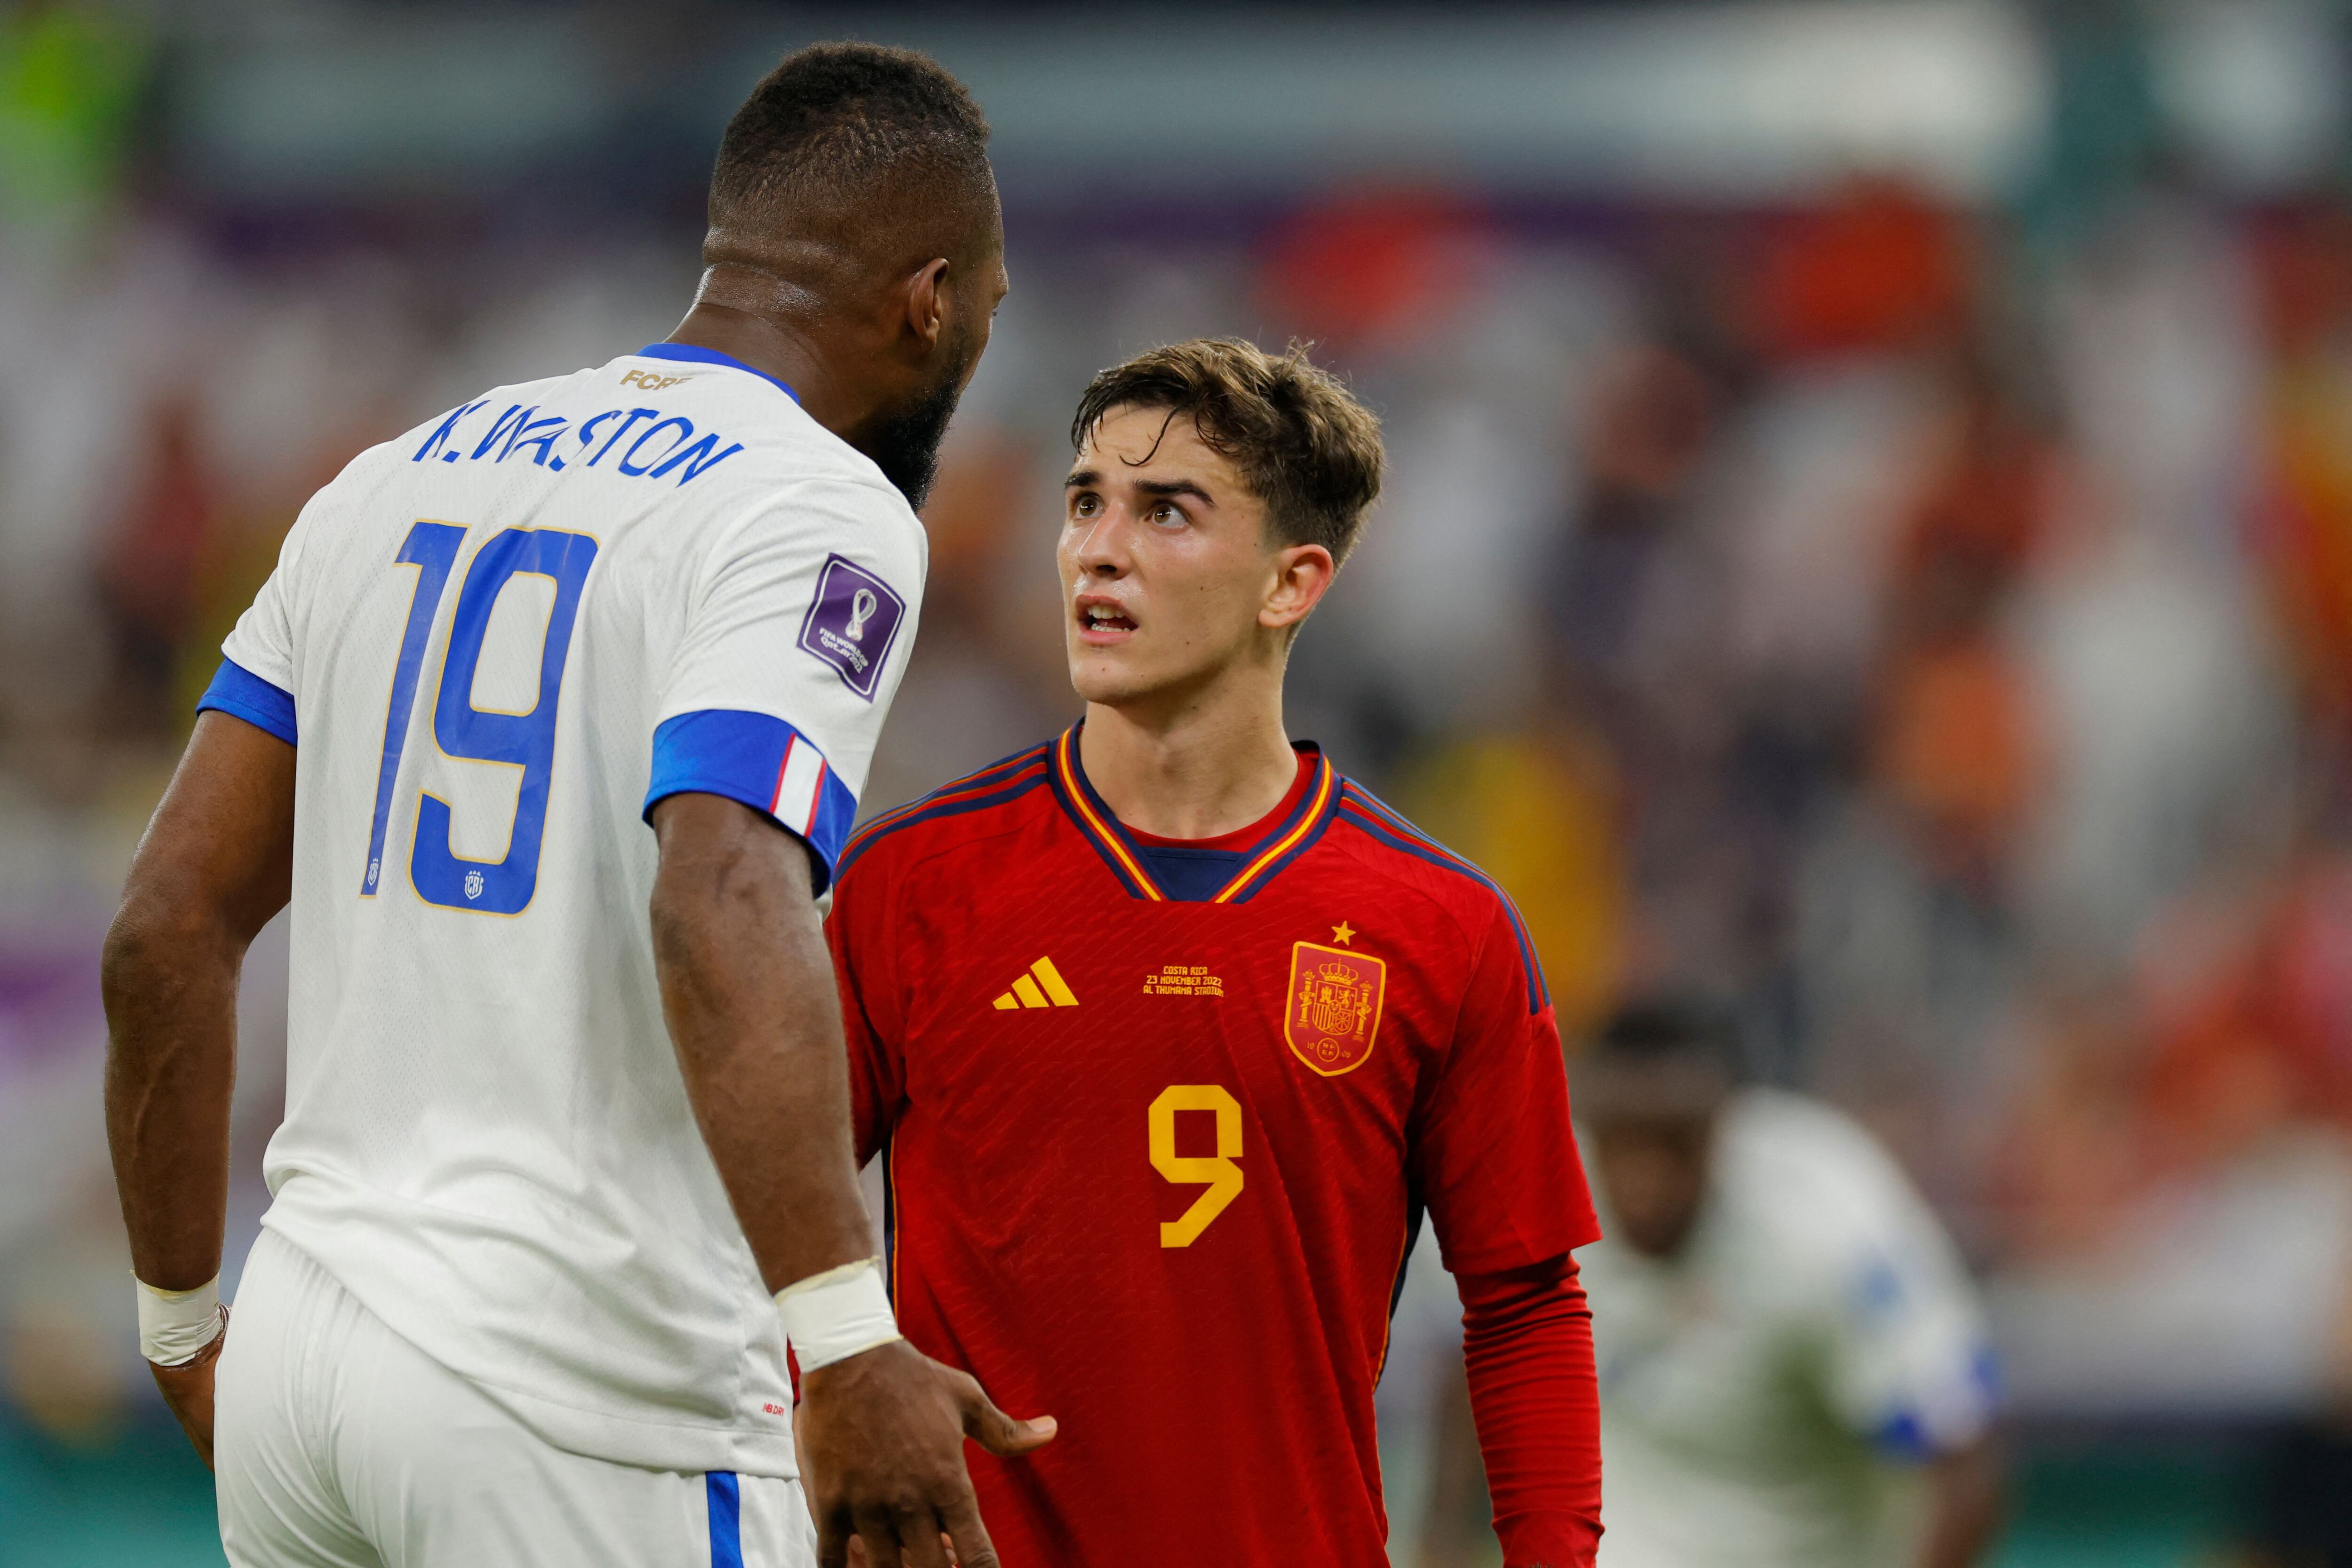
[{"left": 1284, "top": 941, "right": 1386, "bottom": 1077}]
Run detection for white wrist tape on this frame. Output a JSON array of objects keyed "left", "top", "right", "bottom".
[
  {"left": 774, "top": 1257, "right": 901, "bottom": 1372},
  {"left": 136, "top": 1274, "right": 226, "bottom": 1366}
]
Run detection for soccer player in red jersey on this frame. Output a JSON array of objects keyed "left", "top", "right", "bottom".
[{"left": 826, "top": 339, "right": 1603, "bottom": 1566}]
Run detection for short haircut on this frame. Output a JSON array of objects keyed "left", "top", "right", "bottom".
[
  {"left": 1070, "top": 339, "right": 1385, "bottom": 564},
  {"left": 1590, "top": 999, "right": 1743, "bottom": 1078},
  {"left": 710, "top": 42, "right": 992, "bottom": 239}
]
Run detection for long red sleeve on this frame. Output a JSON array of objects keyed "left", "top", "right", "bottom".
[{"left": 1458, "top": 1254, "right": 1602, "bottom": 1568}]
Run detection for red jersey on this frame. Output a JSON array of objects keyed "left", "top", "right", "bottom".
[{"left": 828, "top": 727, "right": 1601, "bottom": 1566}]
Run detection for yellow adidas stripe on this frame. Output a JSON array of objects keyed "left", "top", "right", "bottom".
[
  {"left": 993, "top": 955, "right": 1079, "bottom": 1011},
  {"left": 1029, "top": 956, "right": 1079, "bottom": 1006}
]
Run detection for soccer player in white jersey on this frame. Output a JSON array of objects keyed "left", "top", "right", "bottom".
[
  {"left": 99, "top": 43, "right": 1052, "bottom": 1568},
  {"left": 1573, "top": 1004, "right": 2003, "bottom": 1568}
]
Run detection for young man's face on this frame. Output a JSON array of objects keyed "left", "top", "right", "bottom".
[{"left": 1059, "top": 405, "right": 1327, "bottom": 710}]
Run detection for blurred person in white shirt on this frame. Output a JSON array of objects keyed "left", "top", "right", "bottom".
[{"left": 1574, "top": 1001, "right": 2002, "bottom": 1568}]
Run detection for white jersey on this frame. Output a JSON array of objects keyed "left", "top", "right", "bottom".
[
  {"left": 1583, "top": 1090, "right": 1995, "bottom": 1568},
  {"left": 204, "top": 344, "right": 925, "bottom": 1479}
]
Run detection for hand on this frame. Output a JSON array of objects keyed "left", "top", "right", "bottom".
[
  {"left": 797, "top": 1337, "right": 1055, "bottom": 1568},
  {"left": 146, "top": 1307, "right": 228, "bottom": 1471}
]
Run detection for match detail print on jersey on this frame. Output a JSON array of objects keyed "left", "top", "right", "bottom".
[
  {"left": 1143, "top": 964, "right": 1223, "bottom": 997},
  {"left": 1284, "top": 941, "right": 1386, "bottom": 1076},
  {"left": 993, "top": 956, "right": 1080, "bottom": 1011}
]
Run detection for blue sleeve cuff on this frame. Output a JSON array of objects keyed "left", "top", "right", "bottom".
[
  {"left": 1867, "top": 1347, "right": 2000, "bottom": 1464},
  {"left": 645, "top": 709, "right": 859, "bottom": 893},
  {"left": 197, "top": 658, "right": 297, "bottom": 746}
]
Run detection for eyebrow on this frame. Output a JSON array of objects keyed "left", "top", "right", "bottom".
[{"left": 1063, "top": 470, "right": 1217, "bottom": 507}]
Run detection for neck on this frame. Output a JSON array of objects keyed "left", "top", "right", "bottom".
[
  {"left": 667, "top": 268, "right": 874, "bottom": 445},
  {"left": 1079, "top": 660, "right": 1297, "bottom": 839}
]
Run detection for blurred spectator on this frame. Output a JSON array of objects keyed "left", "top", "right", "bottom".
[
  {"left": 94, "top": 395, "right": 216, "bottom": 739},
  {"left": 1560, "top": 1002, "right": 2002, "bottom": 1568}
]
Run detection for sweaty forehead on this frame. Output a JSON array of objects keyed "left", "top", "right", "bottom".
[{"left": 1073, "top": 406, "right": 1233, "bottom": 483}]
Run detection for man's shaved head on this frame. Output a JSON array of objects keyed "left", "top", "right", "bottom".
[
  {"left": 696, "top": 41, "right": 1004, "bottom": 507},
  {"left": 708, "top": 41, "right": 997, "bottom": 278}
]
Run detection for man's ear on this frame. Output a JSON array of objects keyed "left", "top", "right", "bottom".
[
  {"left": 900, "top": 258, "right": 950, "bottom": 357},
  {"left": 1261, "top": 541, "right": 1338, "bottom": 633}
]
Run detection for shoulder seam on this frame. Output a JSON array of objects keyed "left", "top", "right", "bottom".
[
  {"left": 1335, "top": 782, "right": 1550, "bottom": 1014},
  {"left": 845, "top": 742, "right": 1051, "bottom": 843},
  {"left": 1319, "top": 815, "right": 1483, "bottom": 949},
  {"left": 839, "top": 797, "right": 1046, "bottom": 893},
  {"left": 836, "top": 746, "right": 1054, "bottom": 879}
]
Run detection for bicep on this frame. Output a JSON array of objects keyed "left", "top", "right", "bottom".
[
  {"left": 647, "top": 792, "right": 843, "bottom": 1098},
  {"left": 647, "top": 790, "right": 821, "bottom": 955},
  {"left": 125, "top": 712, "right": 297, "bottom": 942}
]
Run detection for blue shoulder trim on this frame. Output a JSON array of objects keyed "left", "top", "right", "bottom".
[
  {"left": 196, "top": 658, "right": 297, "bottom": 747},
  {"left": 634, "top": 343, "right": 799, "bottom": 403},
  {"left": 1336, "top": 783, "right": 1550, "bottom": 1014},
  {"left": 835, "top": 744, "right": 1054, "bottom": 884},
  {"left": 646, "top": 710, "right": 857, "bottom": 895}
]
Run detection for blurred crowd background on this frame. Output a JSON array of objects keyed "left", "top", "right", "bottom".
[{"left": 6, "top": 0, "right": 2352, "bottom": 1563}]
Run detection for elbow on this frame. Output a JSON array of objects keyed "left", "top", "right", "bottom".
[
  {"left": 646, "top": 863, "right": 711, "bottom": 983},
  {"left": 101, "top": 899, "right": 167, "bottom": 1017},
  {"left": 647, "top": 860, "right": 729, "bottom": 1039},
  {"left": 101, "top": 888, "right": 223, "bottom": 1026}
]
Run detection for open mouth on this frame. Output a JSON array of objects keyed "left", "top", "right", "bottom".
[{"left": 1077, "top": 600, "right": 1137, "bottom": 638}]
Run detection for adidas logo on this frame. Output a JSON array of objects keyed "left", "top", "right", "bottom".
[{"left": 993, "top": 957, "right": 1079, "bottom": 1011}]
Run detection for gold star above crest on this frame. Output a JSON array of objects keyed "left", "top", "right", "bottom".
[{"left": 1331, "top": 921, "right": 1356, "bottom": 946}]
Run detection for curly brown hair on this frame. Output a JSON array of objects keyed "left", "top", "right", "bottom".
[{"left": 1070, "top": 339, "right": 1385, "bottom": 565}]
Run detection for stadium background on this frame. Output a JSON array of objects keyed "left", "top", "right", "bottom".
[{"left": 3, "top": 1, "right": 2350, "bottom": 1562}]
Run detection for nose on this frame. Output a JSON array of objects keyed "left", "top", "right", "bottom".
[{"left": 1071, "top": 509, "right": 1129, "bottom": 578}]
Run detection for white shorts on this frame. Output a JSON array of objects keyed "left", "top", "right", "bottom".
[{"left": 216, "top": 1230, "right": 815, "bottom": 1568}]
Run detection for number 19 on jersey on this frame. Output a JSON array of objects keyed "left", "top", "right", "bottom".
[{"left": 361, "top": 520, "right": 599, "bottom": 915}]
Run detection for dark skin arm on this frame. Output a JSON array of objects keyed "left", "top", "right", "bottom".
[
  {"left": 649, "top": 793, "right": 1052, "bottom": 1568},
  {"left": 103, "top": 713, "right": 297, "bottom": 1469},
  {"left": 1918, "top": 1433, "right": 2005, "bottom": 1568}
]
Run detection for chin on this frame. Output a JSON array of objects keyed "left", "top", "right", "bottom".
[
  {"left": 1069, "top": 669, "right": 1145, "bottom": 708},
  {"left": 1068, "top": 655, "right": 1168, "bottom": 710}
]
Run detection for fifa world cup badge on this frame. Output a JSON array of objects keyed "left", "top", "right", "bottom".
[{"left": 1283, "top": 941, "right": 1386, "bottom": 1076}]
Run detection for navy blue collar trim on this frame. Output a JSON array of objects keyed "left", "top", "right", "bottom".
[
  {"left": 635, "top": 343, "right": 799, "bottom": 402},
  {"left": 1049, "top": 723, "right": 1336, "bottom": 904}
]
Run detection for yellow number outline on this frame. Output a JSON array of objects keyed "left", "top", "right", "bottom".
[{"left": 1149, "top": 1084, "right": 1243, "bottom": 1248}]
